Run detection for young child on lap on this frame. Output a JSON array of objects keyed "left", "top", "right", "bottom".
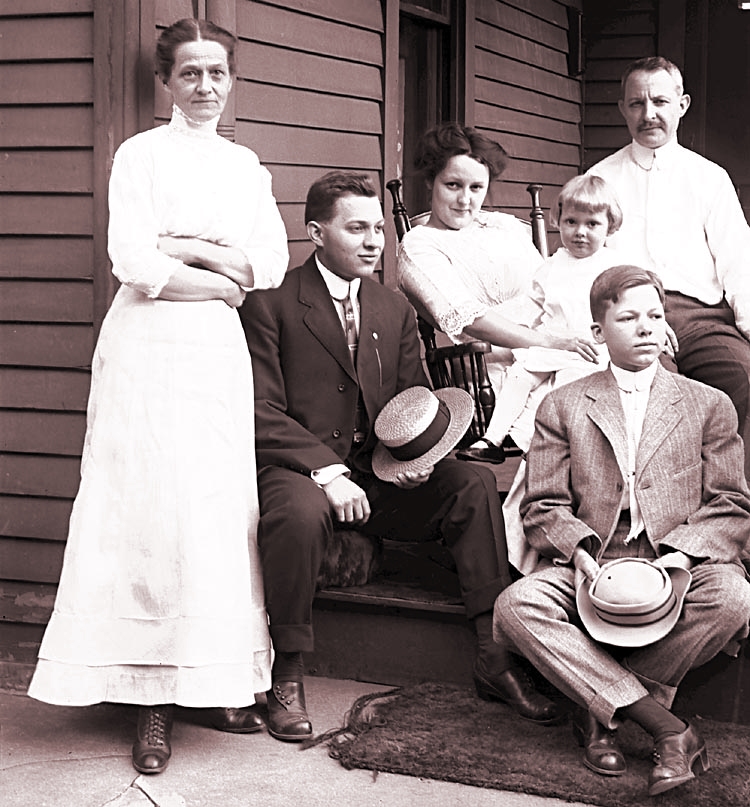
[{"left": 465, "top": 175, "right": 623, "bottom": 457}]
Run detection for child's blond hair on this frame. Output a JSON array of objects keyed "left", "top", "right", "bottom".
[{"left": 550, "top": 175, "right": 623, "bottom": 236}]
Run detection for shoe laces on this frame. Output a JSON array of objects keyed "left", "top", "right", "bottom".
[{"left": 144, "top": 706, "right": 170, "bottom": 746}]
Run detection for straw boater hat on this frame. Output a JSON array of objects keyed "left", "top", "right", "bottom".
[
  {"left": 372, "top": 386, "right": 474, "bottom": 483},
  {"left": 576, "top": 557, "right": 692, "bottom": 648}
]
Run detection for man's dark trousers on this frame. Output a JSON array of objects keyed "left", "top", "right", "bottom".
[{"left": 257, "top": 457, "right": 511, "bottom": 654}]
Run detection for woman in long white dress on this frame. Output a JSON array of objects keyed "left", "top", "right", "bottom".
[{"left": 27, "top": 18, "right": 289, "bottom": 774}]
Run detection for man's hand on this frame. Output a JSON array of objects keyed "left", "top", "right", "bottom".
[
  {"left": 572, "top": 546, "right": 600, "bottom": 582},
  {"left": 393, "top": 466, "right": 434, "bottom": 490},
  {"left": 654, "top": 551, "right": 693, "bottom": 571},
  {"left": 664, "top": 323, "right": 679, "bottom": 357},
  {"left": 321, "top": 475, "right": 371, "bottom": 524}
]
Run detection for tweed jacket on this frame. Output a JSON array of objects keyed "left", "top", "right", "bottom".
[
  {"left": 239, "top": 254, "right": 428, "bottom": 476},
  {"left": 521, "top": 364, "right": 750, "bottom": 566}
]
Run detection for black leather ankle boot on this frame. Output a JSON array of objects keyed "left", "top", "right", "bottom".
[{"left": 132, "top": 704, "right": 173, "bottom": 774}]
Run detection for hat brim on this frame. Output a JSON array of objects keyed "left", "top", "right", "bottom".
[
  {"left": 371, "top": 388, "right": 475, "bottom": 482},
  {"left": 576, "top": 565, "right": 692, "bottom": 648}
]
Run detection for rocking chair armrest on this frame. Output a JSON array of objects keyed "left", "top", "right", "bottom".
[{"left": 425, "top": 341, "right": 493, "bottom": 363}]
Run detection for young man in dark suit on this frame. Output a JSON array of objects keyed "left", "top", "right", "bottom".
[{"left": 239, "top": 171, "right": 560, "bottom": 741}]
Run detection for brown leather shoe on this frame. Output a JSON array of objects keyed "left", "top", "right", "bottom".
[
  {"left": 266, "top": 681, "right": 313, "bottom": 742},
  {"left": 648, "top": 722, "right": 709, "bottom": 796},
  {"left": 572, "top": 711, "right": 627, "bottom": 776},
  {"left": 473, "top": 662, "right": 562, "bottom": 725},
  {"left": 193, "top": 706, "right": 264, "bottom": 733},
  {"left": 132, "top": 705, "right": 173, "bottom": 774}
]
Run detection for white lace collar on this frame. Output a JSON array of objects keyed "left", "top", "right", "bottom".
[{"left": 168, "top": 104, "right": 220, "bottom": 139}]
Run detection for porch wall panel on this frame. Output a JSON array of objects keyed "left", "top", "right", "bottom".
[
  {"left": 0, "top": 2, "right": 95, "bottom": 690},
  {"left": 471, "top": 0, "right": 584, "bottom": 247},
  {"left": 582, "top": 0, "right": 658, "bottom": 169},
  {"left": 233, "top": 0, "right": 385, "bottom": 263}
]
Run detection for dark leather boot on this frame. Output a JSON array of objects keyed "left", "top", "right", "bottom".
[
  {"left": 193, "top": 706, "right": 264, "bottom": 733},
  {"left": 572, "top": 710, "right": 627, "bottom": 776},
  {"left": 132, "top": 704, "right": 173, "bottom": 774},
  {"left": 266, "top": 681, "right": 313, "bottom": 742},
  {"left": 473, "top": 660, "right": 562, "bottom": 725},
  {"left": 648, "top": 722, "right": 709, "bottom": 796}
]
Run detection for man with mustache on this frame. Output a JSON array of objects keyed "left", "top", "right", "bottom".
[{"left": 588, "top": 56, "right": 750, "bottom": 483}]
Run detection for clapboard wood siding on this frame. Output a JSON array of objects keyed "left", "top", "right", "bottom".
[
  {"left": 1, "top": 14, "right": 93, "bottom": 60},
  {"left": 0, "top": 455, "right": 81, "bottom": 499},
  {"left": 1, "top": 496, "right": 74, "bottom": 541},
  {"left": 0, "top": 238, "right": 93, "bottom": 279},
  {"left": 3, "top": 197, "right": 94, "bottom": 237},
  {"left": 0, "top": 368, "right": 90, "bottom": 411},
  {"left": 0, "top": 63, "right": 93, "bottom": 104},
  {"left": 238, "top": 42, "right": 382, "bottom": 100},
  {"left": 0, "top": 624, "right": 45, "bottom": 686},
  {"left": 233, "top": 0, "right": 384, "bottom": 269},
  {"left": 1, "top": 411, "right": 87, "bottom": 456},
  {"left": 0, "top": 324, "right": 93, "bottom": 367},
  {"left": 471, "top": 0, "right": 583, "bottom": 235},
  {"left": 2, "top": 151, "right": 92, "bottom": 193},
  {"left": 582, "top": 1, "right": 658, "bottom": 169},
  {"left": 0, "top": 0, "right": 93, "bottom": 12},
  {"left": 1, "top": 107, "right": 94, "bottom": 147},
  {"left": 1, "top": 544, "right": 64, "bottom": 586},
  {"left": 0, "top": 1, "right": 97, "bottom": 689},
  {"left": 0, "top": 281, "right": 93, "bottom": 322}
]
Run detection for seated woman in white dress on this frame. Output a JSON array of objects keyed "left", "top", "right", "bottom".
[
  {"left": 27, "top": 18, "right": 289, "bottom": 775},
  {"left": 397, "top": 122, "right": 597, "bottom": 464}
]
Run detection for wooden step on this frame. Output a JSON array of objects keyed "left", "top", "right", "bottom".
[
  {"left": 308, "top": 542, "right": 476, "bottom": 686},
  {"left": 308, "top": 543, "right": 750, "bottom": 725}
]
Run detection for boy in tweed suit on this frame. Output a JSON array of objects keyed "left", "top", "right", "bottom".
[{"left": 494, "top": 264, "right": 750, "bottom": 796}]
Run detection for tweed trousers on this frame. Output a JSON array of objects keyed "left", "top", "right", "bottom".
[{"left": 494, "top": 528, "right": 750, "bottom": 729}]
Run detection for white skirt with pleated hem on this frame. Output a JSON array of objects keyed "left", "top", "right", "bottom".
[{"left": 28, "top": 287, "right": 272, "bottom": 707}]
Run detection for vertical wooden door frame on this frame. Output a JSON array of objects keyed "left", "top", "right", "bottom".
[
  {"left": 92, "top": 0, "right": 153, "bottom": 333},
  {"left": 383, "top": 0, "right": 401, "bottom": 289},
  {"left": 207, "top": 1, "right": 237, "bottom": 140},
  {"left": 461, "top": 0, "right": 475, "bottom": 127},
  {"left": 382, "top": 0, "right": 470, "bottom": 288}
]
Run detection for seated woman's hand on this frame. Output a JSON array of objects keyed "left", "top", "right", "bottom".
[{"left": 546, "top": 333, "right": 600, "bottom": 363}]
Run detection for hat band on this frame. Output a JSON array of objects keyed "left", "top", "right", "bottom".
[
  {"left": 387, "top": 400, "right": 451, "bottom": 462},
  {"left": 594, "top": 591, "right": 676, "bottom": 627}
]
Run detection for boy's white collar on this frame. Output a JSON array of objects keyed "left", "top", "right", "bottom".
[{"left": 610, "top": 360, "right": 658, "bottom": 393}]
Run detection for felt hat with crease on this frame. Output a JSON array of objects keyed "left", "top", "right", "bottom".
[
  {"left": 576, "top": 557, "right": 691, "bottom": 648},
  {"left": 372, "top": 386, "right": 474, "bottom": 482}
]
